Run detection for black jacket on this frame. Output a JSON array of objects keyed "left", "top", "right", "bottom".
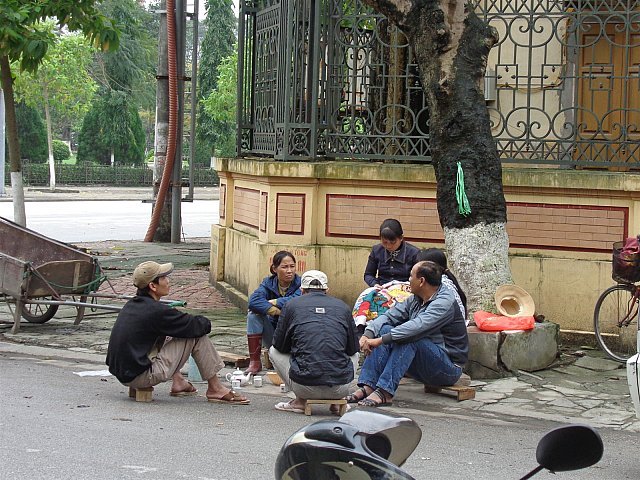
[
  {"left": 106, "top": 292, "right": 212, "bottom": 383},
  {"left": 272, "top": 291, "right": 358, "bottom": 386},
  {"left": 364, "top": 241, "right": 420, "bottom": 287}
]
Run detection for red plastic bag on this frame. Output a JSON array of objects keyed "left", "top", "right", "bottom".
[
  {"left": 613, "top": 240, "right": 640, "bottom": 283},
  {"left": 621, "top": 236, "right": 640, "bottom": 255},
  {"left": 473, "top": 310, "right": 535, "bottom": 332}
]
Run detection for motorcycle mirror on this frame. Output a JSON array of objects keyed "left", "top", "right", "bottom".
[
  {"left": 520, "top": 424, "right": 604, "bottom": 479},
  {"left": 275, "top": 411, "right": 422, "bottom": 480},
  {"left": 339, "top": 410, "right": 422, "bottom": 467}
]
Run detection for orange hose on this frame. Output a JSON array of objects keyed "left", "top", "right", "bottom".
[{"left": 144, "top": 0, "right": 178, "bottom": 242}]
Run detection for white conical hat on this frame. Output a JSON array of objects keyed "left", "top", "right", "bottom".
[{"left": 494, "top": 284, "right": 535, "bottom": 317}]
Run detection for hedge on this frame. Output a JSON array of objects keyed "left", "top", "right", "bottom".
[{"left": 3, "top": 163, "right": 219, "bottom": 187}]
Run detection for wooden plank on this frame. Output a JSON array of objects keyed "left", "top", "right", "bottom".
[
  {"left": 424, "top": 384, "right": 476, "bottom": 401},
  {"left": 216, "top": 350, "right": 249, "bottom": 366}
]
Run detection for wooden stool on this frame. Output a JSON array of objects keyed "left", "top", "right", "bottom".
[
  {"left": 304, "top": 399, "right": 347, "bottom": 416},
  {"left": 424, "top": 384, "right": 476, "bottom": 401},
  {"left": 129, "top": 386, "right": 154, "bottom": 402}
]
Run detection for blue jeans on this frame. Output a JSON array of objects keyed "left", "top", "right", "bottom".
[
  {"left": 358, "top": 326, "right": 462, "bottom": 396},
  {"left": 246, "top": 311, "right": 275, "bottom": 347}
]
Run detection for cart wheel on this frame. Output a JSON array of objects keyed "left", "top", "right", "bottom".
[{"left": 21, "top": 301, "right": 59, "bottom": 323}]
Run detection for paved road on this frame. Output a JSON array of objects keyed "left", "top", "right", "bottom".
[
  {"left": 0, "top": 200, "right": 219, "bottom": 242},
  {"left": 0, "top": 350, "right": 637, "bottom": 480}
]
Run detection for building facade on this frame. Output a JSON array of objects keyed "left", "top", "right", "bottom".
[{"left": 211, "top": 0, "right": 640, "bottom": 341}]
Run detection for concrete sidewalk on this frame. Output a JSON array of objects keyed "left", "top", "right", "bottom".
[
  {"left": 0, "top": 185, "right": 219, "bottom": 202},
  {"left": 1, "top": 238, "right": 638, "bottom": 431}
]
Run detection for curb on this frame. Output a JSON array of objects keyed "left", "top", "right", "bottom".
[
  {"left": 0, "top": 341, "right": 105, "bottom": 365},
  {"left": 214, "top": 281, "right": 249, "bottom": 311}
]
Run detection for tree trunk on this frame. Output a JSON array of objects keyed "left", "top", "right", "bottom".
[
  {"left": 0, "top": 88, "right": 5, "bottom": 197},
  {"left": 362, "top": 0, "right": 513, "bottom": 315},
  {"left": 42, "top": 84, "right": 57, "bottom": 191},
  {"left": 0, "top": 56, "right": 26, "bottom": 226}
]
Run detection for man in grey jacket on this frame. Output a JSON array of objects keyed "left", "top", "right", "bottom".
[
  {"left": 345, "top": 260, "right": 468, "bottom": 407},
  {"left": 269, "top": 270, "right": 359, "bottom": 414}
]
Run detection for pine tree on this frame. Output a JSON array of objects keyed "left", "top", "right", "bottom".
[{"left": 15, "top": 102, "right": 47, "bottom": 164}]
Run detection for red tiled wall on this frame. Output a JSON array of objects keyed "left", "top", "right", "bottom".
[
  {"left": 233, "top": 187, "right": 260, "bottom": 229},
  {"left": 325, "top": 195, "right": 627, "bottom": 252},
  {"left": 326, "top": 195, "right": 443, "bottom": 242},
  {"left": 276, "top": 194, "right": 305, "bottom": 234},
  {"left": 219, "top": 183, "right": 226, "bottom": 219},
  {"left": 260, "top": 192, "right": 268, "bottom": 232},
  {"left": 506, "top": 203, "right": 627, "bottom": 251}
]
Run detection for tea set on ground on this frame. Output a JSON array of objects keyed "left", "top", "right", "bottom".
[{"left": 224, "top": 367, "right": 286, "bottom": 391}]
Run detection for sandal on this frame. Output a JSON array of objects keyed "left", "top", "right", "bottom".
[
  {"left": 358, "top": 388, "right": 393, "bottom": 407},
  {"left": 170, "top": 382, "right": 198, "bottom": 397},
  {"left": 344, "top": 386, "right": 369, "bottom": 404},
  {"left": 275, "top": 400, "right": 305, "bottom": 414},
  {"left": 207, "top": 390, "right": 250, "bottom": 405}
]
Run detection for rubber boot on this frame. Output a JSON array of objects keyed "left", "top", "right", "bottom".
[{"left": 244, "top": 334, "right": 263, "bottom": 374}]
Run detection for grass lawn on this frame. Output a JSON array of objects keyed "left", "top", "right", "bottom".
[{"left": 62, "top": 154, "right": 77, "bottom": 165}]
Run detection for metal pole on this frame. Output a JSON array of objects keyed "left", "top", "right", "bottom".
[
  {"left": 152, "top": 0, "right": 171, "bottom": 241},
  {"left": 171, "top": 0, "right": 186, "bottom": 243},
  {"left": 187, "top": 0, "right": 199, "bottom": 200},
  {"left": 236, "top": 4, "right": 246, "bottom": 156},
  {"left": 0, "top": 89, "right": 5, "bottom": 196}
]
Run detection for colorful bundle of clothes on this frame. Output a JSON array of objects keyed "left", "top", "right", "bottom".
[{"left": 352, "top": 281, "right": 412, "bottom": 327}]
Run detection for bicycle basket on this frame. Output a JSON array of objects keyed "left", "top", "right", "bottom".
[{"left": 612, "top": 241, "right": 640, "bottom": 284}]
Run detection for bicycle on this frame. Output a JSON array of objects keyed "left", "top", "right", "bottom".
[{"left": 593, "top": 241, "right": 640, "bottom": 363}]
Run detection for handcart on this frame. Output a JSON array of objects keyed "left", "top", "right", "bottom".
[{"left": 0, "top": 215, "right": 122, "bottom": 333}]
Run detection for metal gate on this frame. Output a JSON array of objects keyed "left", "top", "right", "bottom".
[{"left": 238, "top": 0, "right": 640, "bottom": 167}]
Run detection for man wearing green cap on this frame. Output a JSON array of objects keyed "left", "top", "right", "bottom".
[{"left": 106, "top": 261, "right": 249, "bottom": 404}]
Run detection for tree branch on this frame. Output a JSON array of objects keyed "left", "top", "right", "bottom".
[{"left": 360, "top": 0, "right": 417, "bottom": 29}]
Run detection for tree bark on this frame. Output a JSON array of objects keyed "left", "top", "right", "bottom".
[
  {"left": 42, "top": 84, "right": 57, "bottom": 191},
  {"left": 0, "top": 56, "right": 26, "bottom": 226},
  {"left": 362, "top": 0, "right": 513, "bottom": 314},
  {"left": 0, "top": 90, "right": 5, "bottom": 197}
]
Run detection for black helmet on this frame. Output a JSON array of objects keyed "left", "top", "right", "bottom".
[{"left": 275, "top": 410, "right": 422, "bottom": 480}]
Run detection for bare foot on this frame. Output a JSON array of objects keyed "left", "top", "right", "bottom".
[
  {"left": 205, "top": 385, "right": 231, "bottom": 399},
  {"left": 207, "top": 389, "right": 250, "bottom": 404},
  {"left": 288, "top": 400, "right": 306, "bottom": 410},
  {"left": 329, "top": 403, "right": 351, "bottom": 415},
  {"left": 170, "top": 372, "right": 194, "bottom": 394}
]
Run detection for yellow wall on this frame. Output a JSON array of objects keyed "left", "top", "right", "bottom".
[{"left": 211, "top": 158, "right": 640, "bottom": 338}]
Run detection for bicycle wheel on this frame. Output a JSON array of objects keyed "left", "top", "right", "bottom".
[{"left": 593, "top": 284, "right": 638, "bottom": 362}]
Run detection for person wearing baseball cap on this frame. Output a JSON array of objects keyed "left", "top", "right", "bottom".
[
  {"left": 269, "top": 270, "right": 359, "bottom": 414},
  {"left": 106, "top": 261, "right": 249, "bottom": 404}
]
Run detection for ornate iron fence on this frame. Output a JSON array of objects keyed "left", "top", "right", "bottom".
[{"left": 238, "top": 0, "right": 640, "bottom": 167}]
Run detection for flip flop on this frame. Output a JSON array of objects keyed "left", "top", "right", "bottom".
[
  {"left": 358, "top": 388, "right": 393, "bottom": 407},
  {"left": 275, "top": 400, "right": 305, "bottom": 414},
  {"left": 207, "top": 390, "right": 250, "bottom": 405},
  {"left": 170, "top": 382, "right": 198, "bottom": 397}
]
